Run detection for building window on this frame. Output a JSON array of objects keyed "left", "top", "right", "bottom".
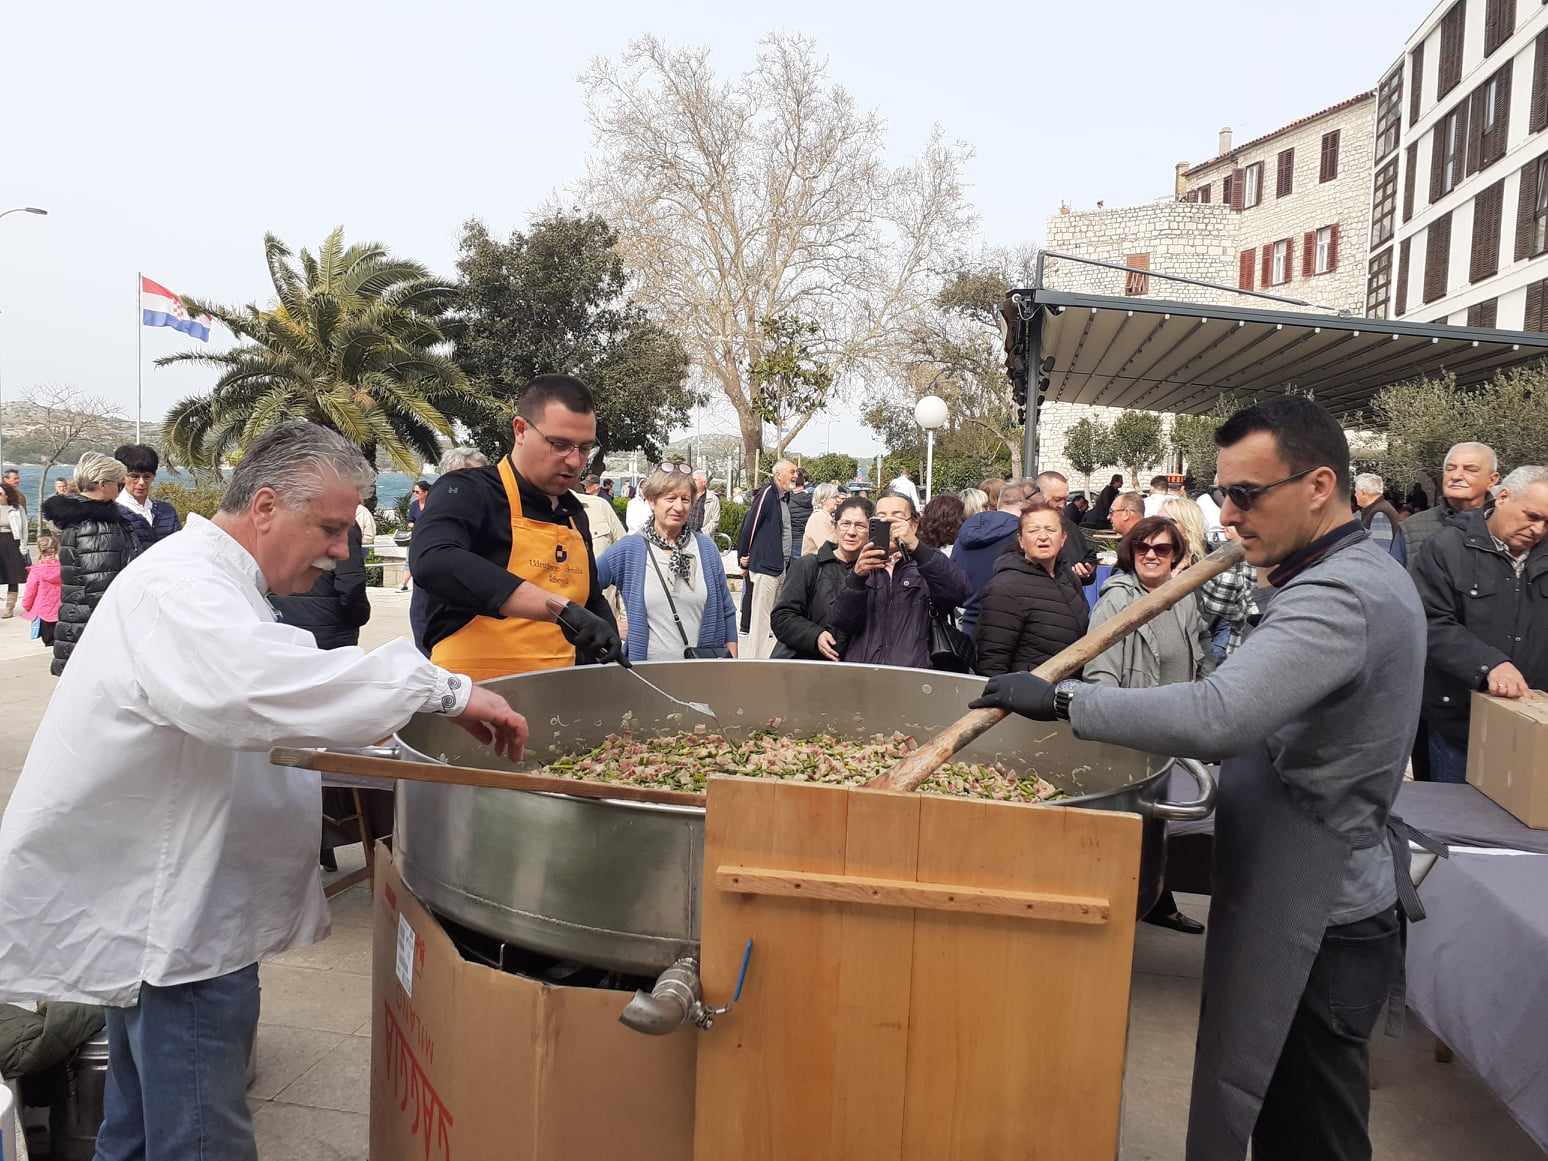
[
  {"left": 1375, "top": 64, "right": 1404, "bottom": 160},
  {"left": 1439, "top": 1, "right": 1466, "bottom": 98},
  {"left": 1372, "top": 158, "right": 1398, "bottom": 247},
  {"left": 1514, "top": 154, "right": 1548, "bottom": 259},
  {"left": 1195, "top": 184, "right": 1211, "bottom": 203},
  {"left": 1524, "top": 278, "right": 1548, "bottom": 330},
  {"left": 1424, "top": 213, "right": 1453, "bottom": 304},
  {"left": 1314, "top": 225, "right": 1339, "bottom": 274},
  {"left": 1224, "top": 170, "right": 1240, "bottom": 209},
  {"left": 1431, "top": 104, "right": 1469, "bottom": 200},
  {"left": 1277, "top": 149, "right": 1295, "bottom": 197},
  {"left": 1467, "top": 298, "right": 1498, "bottom": 327},
  {"left": 1404, "top": 141, "right": 1419, "bottom": 222},
  {"left": 1468, "top": 65, "right": 1513, "bottom": 173},
  {"left": 1262, "top": 237, "right": 1292, "bottom": 287},
  {"left": 1319, "top": 131, "right": 1341, "bottom": 182},
  {"left": 1470, "top": 180, "right": 1505, "bottom": 282},
  {"left": 1238, "top": 249, "right": 1256, "bottom": 291},
  {"left": 1533, "top": 30, "right": 1548, "bottom": 133},
  {"left": 1367, "top": 248, "right": 1393, "bottom": 319},
  {"left": 1410, "top": 42, "right": 1425, "bottom": 124},
  {"left": 1124, "top": 254, "right": 1151, "bottom": 296},
  {"left": 1484, "top": 0, "right": 1516, "bottom": 58},
  {"left": 1243, "top": 162, "right": 1263, "bottom": 208},
  {"left": 1396, "top": 238, "right": 1412, "bottom": 316}
]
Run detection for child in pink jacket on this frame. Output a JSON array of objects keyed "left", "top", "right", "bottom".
[{"left": 20, "top": 533, "right": 61, "bottom": 647}]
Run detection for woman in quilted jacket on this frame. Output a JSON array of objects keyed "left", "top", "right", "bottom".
[{"left": 39, "top": 452, "right": 138, "bottom": 677}]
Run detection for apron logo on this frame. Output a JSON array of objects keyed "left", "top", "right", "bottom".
[{"left": 555, "top": 544, "right": 568, "bottom": 563}]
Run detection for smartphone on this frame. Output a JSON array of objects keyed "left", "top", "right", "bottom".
[{"left": 868, "top": 517, "right": 891, "bottom": 554}]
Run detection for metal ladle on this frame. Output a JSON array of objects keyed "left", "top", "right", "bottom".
[{"left": 620, "top": 662, "right": 717, "bottom": 720}]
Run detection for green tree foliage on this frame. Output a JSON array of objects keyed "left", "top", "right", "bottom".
[
  {"left": 1369, "top": 369, "right": 1548, "bottom": 487},
  {"left": 1168, "top": 396, "right": 1244, "bottom": 487},
  {"left": 453, "top": 213, "right": 697, "bottom": 461},
  {"left": 1063, "top": 418, "right": 1113, "bottom": 495},
  {"left": 161, "top": 229, "right": 475, "bottom": 473},
  {"left": 717, "top": 500, "right": 748, "bottom": 546},
  {"left": 153, "top": 480, "right": 226, "bottom": 523},
  {"left": 1107, "top": 411, "right": 1166, "bottom": 489},
  {"left": 750, "top": 314, "right": 835, "bottom": 455},
  {"left": 800, "top": 453, "right": 859, "bottom": 485}
]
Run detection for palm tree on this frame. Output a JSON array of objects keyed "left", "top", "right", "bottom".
[{"left": 160, "top": 228, "right": 484, "bottom": 473}]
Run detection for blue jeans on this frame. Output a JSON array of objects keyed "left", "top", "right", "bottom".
[
  {"left": 95, "top": 963, "right": 260, "bottom": 1161},
  {"left": 1427, "top": 730, "right": 1470, "bottom": 784}
]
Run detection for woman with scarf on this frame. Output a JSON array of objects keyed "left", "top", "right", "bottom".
[{"left": 597, "top": 464, "right": 739, "bottom": 661}]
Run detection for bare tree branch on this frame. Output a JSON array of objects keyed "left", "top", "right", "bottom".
[{"left": 24, "top": 385, "right": 123, "bottom": 511}]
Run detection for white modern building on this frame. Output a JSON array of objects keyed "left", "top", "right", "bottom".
[{"left": 1369, "top": 0, "right": 1548, "bottom": 328}]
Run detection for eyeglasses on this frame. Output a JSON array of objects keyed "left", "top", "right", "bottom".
[
  {"left": 1209, "top": 466, "right": 1319, "bottom": 511},
  {"left": 523, "top": 419, "right": 598, "bottom": 460},
  {"left": 1135, "top": 540, "right": 1178, "bottom": 560},
  {"left": 658, "top": 462, "right": 691, "bottom": 474},
  {"left": 126, "top": 472, "right": 155, "bottom": 483},
  {"left": 835, "top": 520, "right": 870, "bottom": 533}
]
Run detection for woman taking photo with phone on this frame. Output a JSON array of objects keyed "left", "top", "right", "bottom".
[
  {"left": 828, "top": 490, "right": 968, "bottom": 669},
  {"left": 597, "top": 464, "right": 738, "bottom": 661},
  {"left": 972, "top": 498, "right": 1090, "bottom": 677},
  {"left": 772, "top": 495, "right": 872, "bottom": 660}
]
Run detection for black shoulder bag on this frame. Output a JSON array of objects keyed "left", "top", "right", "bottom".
[{"left": 646, "top": 542, "right": 732, "bottom": 660}]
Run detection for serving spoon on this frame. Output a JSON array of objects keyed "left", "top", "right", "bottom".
[{"left": 620, "top": 662, "right": 718, "bottom": 720}]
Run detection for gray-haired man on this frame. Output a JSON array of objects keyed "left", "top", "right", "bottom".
[
  {"left": 1403, "top": 442, "right": 1498, "bottom": 566},
  {"left": 0, "top": 421, "right": 527, "bottom": 1161},
  {"left": 1353, "top": 473, "right": 1406, "bottom": 564}
]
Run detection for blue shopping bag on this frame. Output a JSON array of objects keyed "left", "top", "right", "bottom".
[{"left": 29, "top": 618, "right": 41, "bottom": 641}]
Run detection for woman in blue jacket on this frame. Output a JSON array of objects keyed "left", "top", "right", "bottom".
[{"left": 597, "top": 465, "right": 738, "bottom": 662}]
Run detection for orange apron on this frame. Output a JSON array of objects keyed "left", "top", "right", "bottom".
[{"left": 430, "top": 457, "right": 591, "bottom": 680}]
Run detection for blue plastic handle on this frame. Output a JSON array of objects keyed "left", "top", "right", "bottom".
[{"left": 733, "top": 938, "right": 754, "bottom": 1003}]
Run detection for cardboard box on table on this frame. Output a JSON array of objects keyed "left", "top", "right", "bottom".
[
  {"left": 1467, "top": 691, "right": 1548, "bottom": 828},
  {"left": 369, "top": 846, "right": 697, "bottom": 1161}
]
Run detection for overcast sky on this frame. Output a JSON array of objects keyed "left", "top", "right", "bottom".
[{"left": 0, "top": 0, "right": 1420, "bottom": 460}]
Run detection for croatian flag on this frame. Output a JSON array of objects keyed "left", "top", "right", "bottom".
[{"left": 141, "top": 275, "right": 213, "bottom": 341}]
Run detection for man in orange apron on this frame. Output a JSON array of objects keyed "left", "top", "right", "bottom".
[{"left": 410, "top": 375, "right": 625, "bottom": 680}]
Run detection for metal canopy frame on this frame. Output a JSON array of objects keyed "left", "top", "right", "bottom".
[{"left": 1007, "top": 266, "right": 1548, "bottom": 473}]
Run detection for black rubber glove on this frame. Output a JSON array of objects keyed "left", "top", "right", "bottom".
[
  {"left": 968, "top": 673, "right": 1058, "bottom": 720},
  {"left": 556, "top": 601, "right": 629, "bottom": 667}
]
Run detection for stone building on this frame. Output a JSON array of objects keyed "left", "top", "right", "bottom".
[
  {"left": 1034, "top": 93, "right": 1378, "bottom": 487},
  {"left": 1370, "top": 0, "right": 1548, "bottom": 330}
]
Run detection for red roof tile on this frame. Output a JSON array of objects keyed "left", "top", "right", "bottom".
[{"left": 1184, "top": 91, "right": 1376, "bottom": 178}]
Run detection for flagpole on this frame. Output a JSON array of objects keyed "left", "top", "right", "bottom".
[{"left": 135, "top": 271, "right": 142, "bottom": 443}]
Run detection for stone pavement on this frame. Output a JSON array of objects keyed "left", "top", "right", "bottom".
[{"left": 0, "top": 588, "right": 1541, "bottom": 1158}]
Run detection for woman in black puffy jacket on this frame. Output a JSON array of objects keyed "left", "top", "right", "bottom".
[
  {"left": 40, "top": 452, "right": 138, "bottom": 677},
  {"left": 972, "top": 498, "right": 1090, "bottom": 677},
  {"left": 771, "top": 496, "right": 871, "bottom": 659}
]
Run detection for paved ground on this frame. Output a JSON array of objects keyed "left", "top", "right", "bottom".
[{"left": 1, "top": 588, "right": 1541, "bottom": 1158}]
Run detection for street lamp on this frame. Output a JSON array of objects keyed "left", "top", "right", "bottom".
[
  {"left": 914, "top": 395, "right": 948, "bottom": 503},
  {"left": 0, "top": 207, "right": 50, "bottom": 476}
]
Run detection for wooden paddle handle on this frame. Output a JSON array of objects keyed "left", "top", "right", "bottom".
[
  {"left": 868, "top": 538, "right": 1248, "bottom": 793},
  {"left": 268, "top": 747, "right": 707, "bottom": 808}
]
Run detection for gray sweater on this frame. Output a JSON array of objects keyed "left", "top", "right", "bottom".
[{"left": 1070, "top": 536, "right": 1425, "bottom": 923}]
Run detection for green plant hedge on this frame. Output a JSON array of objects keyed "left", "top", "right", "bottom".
[
  {"left": 611, "top": 496, "right": 629, "bottom": 523},
  {"left": 364, "top": 565, "right": 384, "bottom": 588},
  {"left": 717, "top": 500, "right": 747, "bottom": 546},
  {"left": 153, "top": 481, "right": 226, "bottom": 523}
]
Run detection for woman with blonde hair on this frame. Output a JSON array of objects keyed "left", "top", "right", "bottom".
[
  {"left": 40, "top": 452, "right": 138, "bottom": 676},
  {"left": 958, "top": 487, "right": 988, "bottom": 518},
  {"left": 1160, "top": 496, "right": 1209, "bottom": 568},
  {"left": 597, "top": 464, "right": 738, "bottom": 661},
  {"left": 801, "top": 482, "right": 844, "bottom": 556}
]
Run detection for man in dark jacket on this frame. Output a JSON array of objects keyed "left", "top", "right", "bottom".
[
  {"left": 787, "top": 469, "right": 813, "bottom": 558},
  {"left": 736, "top": 459, "right": 796, "bottom": 658},
  {"left": 1034, "top": 471, "right": 1100, "bottom": 582},
  {"left": 272, "top": 524, "right": 372, "bottom": 650},
  {"left": 1410, "top": 466, "right": 1548, "bottom": 782},
  {"left": 956, "top": 479, "right": 1033, "bottom": 637},
  {"left": 1404, "top": 442, "right": 1498, "bottom": 568},
  {"left": 1353, "top": 473, "right": 1406, "bottom": 564},
  {"left": 1086, "top": 474, "right": 1125, "bottom": 529},
  {"left": 113, "top": 444, "right": 182, "bottom": 552}
]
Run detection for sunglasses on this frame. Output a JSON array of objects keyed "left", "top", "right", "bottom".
[
  {"left": 1209, "top": 466, "right": 1319, "bottom": 511},
  {"left": 1135, "top": 540, "right": 1179, "bottom": 560},
  {"left": 658, "top": 462, "right": 692, "bottom": 474}
]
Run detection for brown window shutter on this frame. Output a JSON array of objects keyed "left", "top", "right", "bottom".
[
  {"left": 1303, "top": 231, "right": 1316, "bottom": 277},
  {"left": 1424, "top": 213, "right": 1453, "bottom": 303},
  {"left": 1411, "top": 43, "right": 1425, "bottom": 124},
  {"left": 1467, "top": 89, "right": 1486, "bottom": 175},
  {"left": 1525, "top": 279, "right": 1546, "bottom": 330},
  {"left": 1200, "top": 183, "right": 1211, "bottom": 204},
  {"left": 1516, "top": 155, "right": 1540, "bottom": 260},
  {"left": 1471, "top": 181, "right": 1504, "bottom": 281},
  {"left": 1489, "top": 67, "right": 1512, "bottom": 166},
  {"left": 1239, "top": 248, "right": 1256, "bottom": 290},
  {"left": 1440, "top": 2, "right": 1466, "bottom": 97},
  {"left": 1467, "top": 297, "right": 1498, "bottom": 327},
  {"left": 1329, "top": 224, "right": 1340, "bottom": 272},
  {"left": 1534, "top": 31, "right": 1548, "bottom": 133},
  {"left": 1125, "top": 253, "right": 1151, "bottom": 296},
  {"left": 1485, "top": 0, "right": 1516, "bottom": 57},
  {"left": 1404, "top": 142, "right": 1419, "bottom": 222},
  {"left": 1229, "top": 169, "right": 1245, "bottom": 211},
  {"left": 1430, "top": 124, "right": 1446, "bottom": 203},
  {"left": 1277, "top": 149, "right": 1294, "bottom": 197},
  {"left": 1319, "top": 131, "right": 1340, "bottom": 182},
  {"left": 1261, "top": 244, "right": 1273, "bottom": 285},
  {"left": 1396, "top": 238, "right": 1412, "bottom": 316}
]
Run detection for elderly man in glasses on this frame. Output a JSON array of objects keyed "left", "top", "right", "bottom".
[
  {"left": 973, "top": 397, "right": 1427, "bottom": 1161},
  {"left": 409, "top": 374, "right": 625, "bottom": 679}
]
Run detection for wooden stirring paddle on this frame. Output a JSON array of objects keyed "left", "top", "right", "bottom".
[{"left": 867, "top": 538, "right": 1247, "bottom": 793}]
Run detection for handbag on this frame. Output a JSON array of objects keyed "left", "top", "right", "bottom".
[
  {"left": 927, "top": 601, "right": 976, "bottom": 674},
  {"left": 646, "top": 541, "right": 731, "bottom": 660}
]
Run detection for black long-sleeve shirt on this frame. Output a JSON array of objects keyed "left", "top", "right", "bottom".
[{"left": 408, "top": 460, "right": 614, "bottom": 653}]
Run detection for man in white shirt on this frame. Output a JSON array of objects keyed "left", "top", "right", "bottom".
[
  {"left": 1143, "top": 474, "right": 1173, "bottom": 517},
  {"left": 888, "top": 468, "right": 920, "bottom": 508},
  {"left": 626, "top": 484, "right": 651, "bottom": 533},
  {"left": 0, "top": 421, "right": 526, "bottom": 1161}
]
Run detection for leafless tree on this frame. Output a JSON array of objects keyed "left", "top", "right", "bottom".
[
  {"left": 581, "top": 33, "right": 975, "bottom": 475},
  {"left": 25, "top": 385, "right": 122, "bottom": 511}
]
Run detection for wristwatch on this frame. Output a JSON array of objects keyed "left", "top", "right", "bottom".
[{"left": 1052, "top": 678, "right": 1083, "bottom": 721}]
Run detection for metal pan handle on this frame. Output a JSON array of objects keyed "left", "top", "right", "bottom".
[{"left": 1147, "top": 757, "right": 1217, "bottom": 822}]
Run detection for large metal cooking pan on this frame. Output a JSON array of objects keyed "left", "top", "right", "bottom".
[{"left": 392, "top": 660, "right": 1214, "bottom": 975}]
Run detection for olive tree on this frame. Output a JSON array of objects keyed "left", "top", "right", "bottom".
[{"left": 1107, "top": 411, "right": 1167, "bottom": 490}]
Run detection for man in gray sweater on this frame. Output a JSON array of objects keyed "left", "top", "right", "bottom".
[{"left": 973, "top": 398, "right": 1425, "bottom": 1161}]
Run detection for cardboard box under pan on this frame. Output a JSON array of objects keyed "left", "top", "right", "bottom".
[
  {"left": 369, "top": 846, "right": 697, "bottom": 1161},
  {"left": 1467, "top": 691, "right": 1548, "bottom": 828}
]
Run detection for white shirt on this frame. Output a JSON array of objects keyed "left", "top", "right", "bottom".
[
  {"left": 888, "top": 475, "right": 920, "bottom": 507},
  {"left": 1143, "top": 492, "right": 1171, "bottom": 518},
  {"left": 643, "top": 543, "right": 708, "bottom": 661},
  {"left": 354, "top": 503, "right": 377, "bottom": 545},
  {"left": 116, "top": 490, "right": 155, "bottom": 527},
  {"left": 626, "top": 495, "right": 652, "bottom": 534},
  {"left": 1195, "top": 491, "right": 1224, "bottom": 538},
  {"left": 0, "top": 515, "right": 469, "bottom": 1006}
]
